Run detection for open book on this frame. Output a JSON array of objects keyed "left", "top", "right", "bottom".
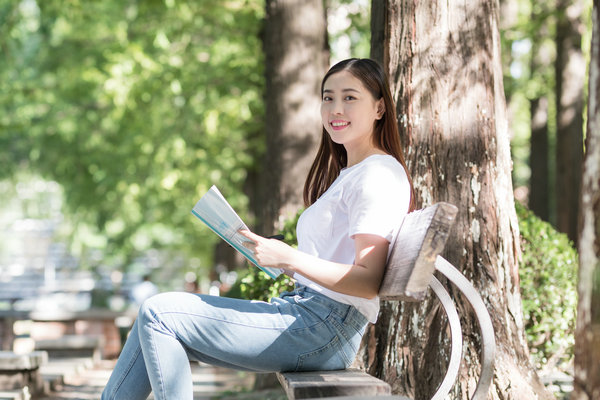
[{"left": 191, "top": 186, "right": 282, "bottom": 279}]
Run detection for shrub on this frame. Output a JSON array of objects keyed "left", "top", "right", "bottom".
[
  {"left": 516, "top": 201, "right": 578, "bottom": 372},
  {"left": 225, "top": 211, "right": 300, "bottom": 302}
]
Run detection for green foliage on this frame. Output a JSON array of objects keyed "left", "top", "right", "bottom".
[
  {"left": 0, "top": 0, "right": 265, "bottom": 280},
  {"left": 500, "top": 1, "right": 560, "bottom": 193},
  {"left": 278, "top": 209, "right": 303, "bottom": 247},
  {"left": 326, "top": 0, "right": 371, "bottom": 61},
  {"left": 228, "top": 268, "right": 295, "bottom": 303},
  {"left": 226, "top": 210, "right": 301, "bottom": 301},
  {"left": 516, "top": 201, "right": 577, "bottom": 371}
]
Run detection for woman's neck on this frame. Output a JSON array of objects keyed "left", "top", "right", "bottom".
[{"left": 346, "top": 147, "right": 387, "bottom": 168}]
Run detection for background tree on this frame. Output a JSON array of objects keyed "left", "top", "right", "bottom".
[
  {"left": 555, "top": 0, "right": 586, "bottom": 245},
  {"left": 573, "top": 1, "right": 600, "bottom": 398},
  {"left": 500, "top": 1, "right": 590, "bottom": 232},
  {"left": 527, "top": 4, "right": 554, "bottom": 222},
  {"left": 366, "top": 0, "right": 552, "bottom": 398},
  {"left": 254, "top": 0, "right": 329, "bottom": 236}
]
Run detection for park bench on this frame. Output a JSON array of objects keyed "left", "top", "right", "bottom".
[
  {"left": 34, "top": 334, "right": 104, "bottom": 362},
  {"left": 277, "top": 202, "right": 496, "bottom": 400},
  {"left": 0, "top": 308, "right": 128, "bottom": 360},
  {"left": 0, "top": 350, "right": 47, "bottom": 399}
]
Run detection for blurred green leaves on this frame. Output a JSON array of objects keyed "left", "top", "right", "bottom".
[
  {"left": 1, "top": 0, "right": 265, "bottom": 279},
  {"left": 516, "top": 202, "right": 578, "bottom": 372},
  {"left": 226, "top": 209, "right": 301, "bottom": 301}
]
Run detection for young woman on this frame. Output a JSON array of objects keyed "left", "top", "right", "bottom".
[{"left": 101, "top": 58, "right": 414, "bottom": 400}]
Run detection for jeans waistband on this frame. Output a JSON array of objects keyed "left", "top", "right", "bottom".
[{"left": 293, "top": 285, "right": 368, "bottom": 331}]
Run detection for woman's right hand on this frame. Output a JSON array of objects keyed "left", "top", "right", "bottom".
[{"left": 239, "top": 229, "right": 297, "bottom": 271}]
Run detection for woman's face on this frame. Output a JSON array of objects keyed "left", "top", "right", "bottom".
[{"left": 320, "top": 70, "right": 383, "bottom": 152}]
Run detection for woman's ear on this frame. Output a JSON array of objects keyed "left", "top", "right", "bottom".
[{"left": 376, "top": 98, "right": 385, "bottom": 120}]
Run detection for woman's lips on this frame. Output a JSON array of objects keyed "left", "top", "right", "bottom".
[{"left": 330, "top": 120, "right": 350, "bottom": 130}]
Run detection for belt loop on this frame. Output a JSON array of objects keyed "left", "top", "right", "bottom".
[{"left": 341, "top": 303, "right": 352, "bottom": 321}]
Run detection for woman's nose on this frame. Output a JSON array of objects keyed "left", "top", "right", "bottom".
[{"left": 331, "top": 100, "right": 343, "bottom": 114}]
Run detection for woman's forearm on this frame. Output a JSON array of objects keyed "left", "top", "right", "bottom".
[
  {"left": 240, "top": 230, "right": 388, "bottom": 299},
  {"left": 284, "top": 250, "right": 383, "bottom": 299}
]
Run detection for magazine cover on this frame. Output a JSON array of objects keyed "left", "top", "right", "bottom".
[{"left": 191, "top": 186, "right": 282, "bottom": 279}]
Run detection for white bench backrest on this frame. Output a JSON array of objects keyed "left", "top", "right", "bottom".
[{"left": 379, "top": 202, "right": 458, "bottom": 301}]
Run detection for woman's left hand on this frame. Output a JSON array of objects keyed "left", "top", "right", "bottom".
[{"left": 239, "top": 230, "right": 295, "bottom": 270}]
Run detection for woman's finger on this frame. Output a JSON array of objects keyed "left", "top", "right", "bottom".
[
  {"left": 241, "top": 240, "right": 253, "bottom": 249},
  {"left": 239, "top": 231, "right": 263, "bottom": 256},
  {"left": 239, "top": 229, "right": 261, "bottom": 241}
]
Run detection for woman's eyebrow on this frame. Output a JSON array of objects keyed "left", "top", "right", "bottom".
[{"left": 322, "top": 88, "right": 361, "bottom": 94}]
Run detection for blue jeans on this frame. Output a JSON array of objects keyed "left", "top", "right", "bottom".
[{"left": 101, "top": 286, "right": 368, "bottom": 400}]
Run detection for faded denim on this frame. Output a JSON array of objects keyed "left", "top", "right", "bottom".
[{"left": 101, "top": 285, "right": 368, "bottom": 400}]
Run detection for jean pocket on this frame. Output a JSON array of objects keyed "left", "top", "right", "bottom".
[{"left": 295, "top": 335, "right": 351, "bottom": 371}]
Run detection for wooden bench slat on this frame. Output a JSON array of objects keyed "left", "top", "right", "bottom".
[
  {"left": 0, "top": 352, "right": 47, "bottom": 371},
  {"left": 0, "top": 351, "right": 48, "bottom": 397},
  {"left": 35, "top": 335, "right": 104, "bottom": 362},
  {"left": 277, "top": 369, "right": 391, "bottom": 400}
]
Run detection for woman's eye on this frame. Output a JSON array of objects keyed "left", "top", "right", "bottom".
[
  {"left": 322, "top": 96, "right": 332, "bottom": 102},
  {"left": 344, "top": 96, "right": 356, "bottom": 101}
]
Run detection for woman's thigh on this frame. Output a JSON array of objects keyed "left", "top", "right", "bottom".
[{"left": 138, "top": 290, "right": 361, "bottom": 372}]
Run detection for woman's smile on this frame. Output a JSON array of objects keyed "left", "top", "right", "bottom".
[{"left": 330, "top": 120, "right": 350, "bottom": 130}]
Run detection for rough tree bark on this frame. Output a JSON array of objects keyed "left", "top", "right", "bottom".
[
  {"left": 364, "top": 1, "right": 552, "bottom": 399},
  {"left": 555, "top": 0, "right": 585, "bottom": 245},
  {"left": 256, "top": 0, "right": 328, "bottom": 235},
  {"left": 573, "top": 2, "right": 600, "bottom": 398}
]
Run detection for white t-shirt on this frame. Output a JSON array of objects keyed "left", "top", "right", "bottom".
[{"left": 295, "top": 154, "right": 411, "bottom": 323}]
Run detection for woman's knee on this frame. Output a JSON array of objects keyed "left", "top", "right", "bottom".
[
  {"left": 137, "top": 291, "right": 195, "bottom": 325},
  {"left": 138, "top": 292, "right": 170, "bottom": 325}
]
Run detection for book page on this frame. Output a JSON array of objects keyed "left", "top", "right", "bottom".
[{"left": 191, "top": 186, "right": 282, "bottom": 279}]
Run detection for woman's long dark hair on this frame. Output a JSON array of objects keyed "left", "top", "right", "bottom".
[{"left": 303, "top": 58, "right": 415, "bottom": 211}]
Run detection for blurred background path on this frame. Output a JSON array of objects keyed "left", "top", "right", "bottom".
[{"left": 36, "top": 358, "right": 285, "bottom": 400}]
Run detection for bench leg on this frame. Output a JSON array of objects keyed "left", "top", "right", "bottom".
[
  {"left": 435, "top": 256, "right": 496, "bottom": 400},
  {"left": 428, "top": 276, "right": 463, "bottom": 400}
]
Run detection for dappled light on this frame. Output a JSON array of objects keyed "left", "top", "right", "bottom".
[{"left": 0, "top": 0, "right": 595, "bottom": 399}]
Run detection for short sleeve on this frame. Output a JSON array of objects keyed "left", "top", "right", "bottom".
[{"left": 346, "top": 162, "right": 411, "bottom": 242}]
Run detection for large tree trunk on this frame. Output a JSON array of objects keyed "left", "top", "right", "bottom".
[
  {"left": 251, "top": 1, "right": 327, "bottom": 389},
  {"left": 365, "top": 1, "right": 552, "bottom": 399},
  {"left": 256, "top": 0, "right": 328, "bottom": 235},
  {"left": 555, "top": 0, "right": 585, "bottom": 245},
  {"left": 573, "top": 2, "right": 600, "bottom": 398}
]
